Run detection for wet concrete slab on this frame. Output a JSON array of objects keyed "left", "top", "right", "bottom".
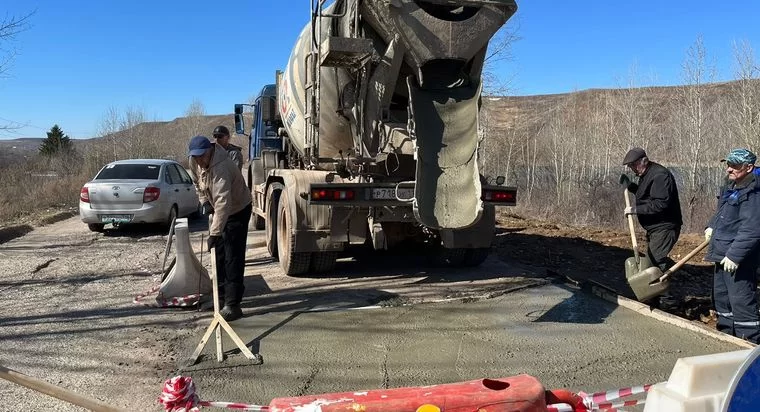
[{"left": 180, "top": 283, "right": 741, "bottom": 407}]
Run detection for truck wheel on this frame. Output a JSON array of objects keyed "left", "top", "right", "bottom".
[
  {"left": 276, "top": 187, "right": 311, "bottom": 275},
  {"left": 88, "top": 223, "right": 105, "bottom": 233},
  {"left": 463, "top": 248, "right": 490, "bottom": 267},
  {"left": 265, "top": 183, "right": 283, "bottom": 259},
  {"left": 253, "top": 215, "right": 265, "bottom": 231},
  {"left": 429, "top": 247, "right": 467, "bottom": 267},
  {"left": 310, "top": 252, "right": 338, "bottom": 273}
]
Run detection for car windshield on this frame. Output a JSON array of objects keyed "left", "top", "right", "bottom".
[{"left": 95, "top": 164, "right": 161, "bottom": 180}]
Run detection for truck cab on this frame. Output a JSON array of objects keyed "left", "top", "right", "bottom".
[{"left": 235, "top": 84, "right": 283, "bottom": 190}]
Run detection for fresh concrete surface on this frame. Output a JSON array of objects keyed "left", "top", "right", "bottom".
[
  {"left": 181, "top": 283, "right": 741, "bottom": 407},
  {"left": 0, "top": 216, "right": 745, "bottom": 411}
]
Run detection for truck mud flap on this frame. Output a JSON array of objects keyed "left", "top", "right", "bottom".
[{"left": 408, "top": 78, "right": 483, "bottom": 229}]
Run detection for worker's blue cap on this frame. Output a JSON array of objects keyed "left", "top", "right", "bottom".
[
  {"left": 188, "top": 135, "right": 211, "bottom": 157},
  {"left": 721, "top": 148, "right": 757, "bottom": 165}
]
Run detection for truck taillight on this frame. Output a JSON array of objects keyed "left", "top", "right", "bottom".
[
  {"left": 143, "top": 187, "right": 160, "bottom": 203},
  {"left": 482, "top": 189, "right": 516, "bottom": 204},
  {"left": 80, "top": 187, "right": 90, "bottom": 203},
  {"left": 311, "top": 188, "right": 356, "bottom": 201}
]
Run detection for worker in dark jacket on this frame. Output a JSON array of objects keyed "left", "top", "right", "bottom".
[
  {"left": 620, "top": 147, "right": 683, "bottom": 272},
  {"left": 704, "top": 148, "right": 760, "bottom": 343},
  {"left": 212, "top": 125, "right": 244, "bottom": 172}
]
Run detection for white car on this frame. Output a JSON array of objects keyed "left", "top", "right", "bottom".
[{"left": 79, "top": 159, "right": 200, "bottom": 232}]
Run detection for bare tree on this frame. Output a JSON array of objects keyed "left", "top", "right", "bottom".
[
  {"left": 184, "top": 98, "right": 206, "bottom": 138},
  {"left": 482, "top": 23, "right": 521, "bottom": 96},
  {"left": 609, "top": 63, "right": 658, "bottom": 154},
  {"left": 120, "top": 106, "right": 151, "bottom": 158},
  {"left": 98, "top": 106, "right": 121, "bottom": 160},
  {"left": 728, "top": 40, "right": 760, "bottom": 151},
  {"left": 672, "top": 35, "right": 718, "bottom": 229},
  {"left": 1, "top": 11, "right": 34, "bottom": 132}
]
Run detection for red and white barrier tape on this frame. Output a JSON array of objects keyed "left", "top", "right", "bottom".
[
  {"left": 547, "top": 403, "right": 575, "bottom": 412},
  {"left": 159, "top": 376, "right": 269, "bottom": 411},
  {"left": 548, "top": 382, "right": 657, "bottom": 411},
  {"left": 133, "top": 284, "right": 203, "bottom": 307},
  {"left": 581, "top": 383, "right": 653, "bottom": 406}
]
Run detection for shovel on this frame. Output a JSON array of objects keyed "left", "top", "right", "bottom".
[
  {"left": 627, "top": 239, "right": 709, "bottom": 302},
  {"left": 622, "top": 189, "right": 660, "bottom": 302},
  {"left": 646, "top": 239, "right": 710, "bottom": 285}
]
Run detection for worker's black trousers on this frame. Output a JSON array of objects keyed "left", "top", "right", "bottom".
[
  {"left": 713, "top": 263, "right": 760, "bottom": 344},
  {"left": 215, "top": 203, "right": 252, "bottom": 307},
  {"left": 645, "top": 227, "right": 680, "bottom": 271}
]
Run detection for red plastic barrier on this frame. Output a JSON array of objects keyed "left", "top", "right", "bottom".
[{"left": 268, "top": 374, "right": 546, "bottom": 412}]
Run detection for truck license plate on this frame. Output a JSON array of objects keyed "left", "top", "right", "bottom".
[
  {"left": 100, "top": 214, "right": 132, "bottom": 223},
  {"left": 371, "top": 188, "right": 414, "bottom": 200}
]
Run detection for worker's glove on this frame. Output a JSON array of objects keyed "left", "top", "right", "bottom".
[
  {"left": 721, "top": 256, "right": 738, "bottom": 273},
  {"left": 207, "top": 235, "right": 220, "bottom": 251},
  {"left": 619, "top": 174, "right": 631, "bottom": 187},
  {"left": 624, "top": 206, "right": 637, "bottom": 215},
  {"left": 704, "top": 227, "right": 713, "bottom": 242},
  {"left": 202, "top": 201, "right": 214, "bottom": 215}
]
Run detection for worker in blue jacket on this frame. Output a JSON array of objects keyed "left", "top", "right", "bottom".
[{"left": 704, "top": 148, "right": 760, "bottom": 343}]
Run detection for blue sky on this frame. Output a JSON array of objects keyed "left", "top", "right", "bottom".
[{"left": 1, "top": 1, "right": 759, "bottom": 139}]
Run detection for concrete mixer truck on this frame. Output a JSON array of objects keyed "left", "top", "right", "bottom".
[{"left": 234, "top": 0, "right": 518, "bottom": 276}]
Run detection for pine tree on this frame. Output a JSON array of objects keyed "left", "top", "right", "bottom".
[{"left": 38, "top": 124, "right": 73, "bottom": 156}]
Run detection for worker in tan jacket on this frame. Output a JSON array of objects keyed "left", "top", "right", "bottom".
[{"left": 188, "top": 135, "right": 252, "bottom": 321}]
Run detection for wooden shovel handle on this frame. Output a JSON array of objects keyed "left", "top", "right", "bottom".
[
  {"left": 657, "top": 239, "right": 710, "bottom": 282},
  {"left": 624, "top": 189, "right": 639, "bottom": 265}
]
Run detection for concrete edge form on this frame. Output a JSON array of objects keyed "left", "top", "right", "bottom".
[{"left": 587, "top": 283, "right": 756, "bottom": 349}]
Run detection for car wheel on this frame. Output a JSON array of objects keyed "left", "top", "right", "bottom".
[
  {"left": 166, "top": 205, "right": 178, "bottom": 229},
  {"left": 88, "top": 223, "right": 105, "bottom": 233}
]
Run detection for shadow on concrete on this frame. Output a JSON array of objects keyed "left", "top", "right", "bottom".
[
  {"left": 532, "top": 290, "right": 613, "bottom": 324},
  {"left": 493, "top": 228, "right": 644, "bottom": 300}
]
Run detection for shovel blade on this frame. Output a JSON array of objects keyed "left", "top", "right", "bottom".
[{"left": 627, "top": 264, "right": 669, "bottom": 302}]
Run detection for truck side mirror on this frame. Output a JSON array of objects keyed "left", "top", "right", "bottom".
[{"left": 234, "top": 104, "right": 246, "bottom": 135}]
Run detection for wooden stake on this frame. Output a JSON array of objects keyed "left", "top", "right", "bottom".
[
  {"left": 187, "top": 216, "right": 261, "bottom": 365},
  {"left": 0, "top": 364, "right": 124, "bottom": 412}
]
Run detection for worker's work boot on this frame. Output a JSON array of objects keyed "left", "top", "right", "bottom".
[{"left": 220, "top": 305, "right": 243, "bottom": 322}]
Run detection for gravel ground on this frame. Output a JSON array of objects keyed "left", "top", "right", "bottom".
[{"left": 0, "top": 217, "right": 200, "bottom": 411}]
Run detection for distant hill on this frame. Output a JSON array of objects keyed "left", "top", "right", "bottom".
[
  {"left": 1, "top": 79, "right": 752, "bottom": 171},
  {"left": 0, "top": 138, "right": 45, "bottom": 166}
]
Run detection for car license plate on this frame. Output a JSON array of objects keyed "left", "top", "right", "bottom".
[
  {"left": 371, "top": 188, "right": 414, "bottom": 200},
  {"left": 100, "top": 214, "right": 132, "bottom": 223}
]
